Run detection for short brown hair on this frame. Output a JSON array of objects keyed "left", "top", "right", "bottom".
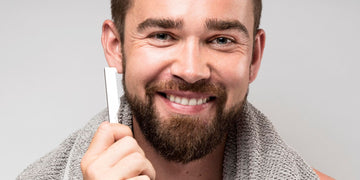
[{"left": 111, "top": 0, "right": 262, "bottom": 42}]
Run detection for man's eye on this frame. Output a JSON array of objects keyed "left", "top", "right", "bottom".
[
  {"left": 151, "top": 33, "right": 172, "bottom": 41},
  {"left": 211, "top": 37, "right": 234, "bottom": 45},
  {"left": 147, "top": 32, "right": 176, "bottom": 47}
]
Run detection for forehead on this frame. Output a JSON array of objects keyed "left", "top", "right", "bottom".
[{"left": 126, "top": 0, "right": 254, "bottom": 33}]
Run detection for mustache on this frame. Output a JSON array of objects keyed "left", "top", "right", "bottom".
[{"left": 145, "top": 79, "right": 226, "bottom": 97}]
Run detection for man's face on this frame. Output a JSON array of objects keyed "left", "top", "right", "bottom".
[{"left": 121, "top": 0, "right": 257, "bottom": 162}]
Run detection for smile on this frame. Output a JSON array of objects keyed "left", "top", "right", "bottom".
[
  {"left": 166, "top": 94, "right": 210, "bottom": 106},
  {"left": 156, "top": 91, "right": 217, "bottom": 114}
]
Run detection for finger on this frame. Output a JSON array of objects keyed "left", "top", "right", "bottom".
[
  {"left": 110, "top": 152, "right": 156, "bottom": 180},
  {"left": 126, "top": 175, "right": 151, "bottom": 180},
  {"left": 81, "top": 121, "right": 133, "bottom": 168},
  {"left": 94, "top": 136, "right": 145, "bottom": 167},
  {"left": 88, "top": 122, "right": 133, "bottom": 155}
]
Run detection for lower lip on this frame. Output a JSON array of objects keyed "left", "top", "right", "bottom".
[{"left": 157, "top": 94, "right": 212, "bottom": 115}]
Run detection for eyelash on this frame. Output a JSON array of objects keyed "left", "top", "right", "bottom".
[
  {"left": 148, "top": 32, "right": 176, "bottom": 41},
  {"left": 208, "top": 36, "right": 236, "bottom": 46}
]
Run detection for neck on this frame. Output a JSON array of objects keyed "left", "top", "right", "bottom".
[{"left": 133, "top": 118, "right": 225, "bottom": 180}]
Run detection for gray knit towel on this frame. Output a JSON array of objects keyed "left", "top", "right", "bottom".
[{"left": 17, "top": 96, "right": 319, "bottom": 180}]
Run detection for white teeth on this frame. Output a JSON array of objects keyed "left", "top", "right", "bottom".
[
  {"left": 170, "top": 95, "right": 175, "bottom": 102},
  {"left": 189, "top": 99, "right": 197, "bottom": 106},
  {"left": 175, "top": 96, "right": 181, "bottom": 104},
  {"left": 180, "top": 98, "right": 189, "bottom": 105},
  {"left": 166, "top": 95, "right": 209, "bottom": 106}
]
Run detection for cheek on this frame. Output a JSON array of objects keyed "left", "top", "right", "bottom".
[
  {"left": 211, "top": 52, "right": 250, "bottom": 86},
  {"left": 126, "top": 42, "right": 184, "bottom": 79},
  {"left": 214, "top": 58, "right": 251, "bottom": 107},
  {"left": 124, "top": 46, "right": 177, "bottom": 98},
  {"left": 226, "top": 67, "right": 249, "bottom": 95}
]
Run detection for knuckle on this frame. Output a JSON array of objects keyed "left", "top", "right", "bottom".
[
  {"left": 132, "top": 151, "right": 144, "bottom": 159},
  {"left": 129, "top": 152, "right": 146, "bottom": 165},
  {"left": 122, "top": 136, "right": 144, "bottom": 155},
  {"left": 123, "top": 136, "right": 138, "bottom": 147},
  {"left": 80, "top": 157, "right": 87, "bottom": 171},
  {"left": 94, "top": 122, "right": 112, "bottom": 139},
  {"left": 84, "top": 163, "right": 100, "bottom": 178},
  {"left": 98, "top": 121, "right": 111, "bottom": 133}
]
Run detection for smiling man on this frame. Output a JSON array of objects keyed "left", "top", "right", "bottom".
[{"left": 18, "top": 0, "right": 332, "bottom": 179}]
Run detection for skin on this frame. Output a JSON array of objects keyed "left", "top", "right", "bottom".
[
  {"left": 81, "top": 0, "right": 264, "bottom": 179},
  {"left": 314, "top": 169, "right": 335, "bottom": 180},
  {"left": 81, "top": 0, "right": 332, "bottom": 179}
]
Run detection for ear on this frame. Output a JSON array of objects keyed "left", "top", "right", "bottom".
[
  {"left": 249, "top": 29, "right": 266, "bottom": 83},
  {"left": 101, "top": 20, "right": 123, "bottom": 74}
]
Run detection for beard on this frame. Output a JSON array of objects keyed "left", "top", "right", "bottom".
[{"left": 124, "top": 78, "right": 244, "bottom": 164}]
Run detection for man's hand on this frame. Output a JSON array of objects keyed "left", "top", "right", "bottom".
[{"left": 81, "top": 121, "right": 156, "bottom": 180}]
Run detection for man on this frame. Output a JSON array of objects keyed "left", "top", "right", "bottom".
[{"left": 18, "top": 0, "right": 332, "bottom": 179}]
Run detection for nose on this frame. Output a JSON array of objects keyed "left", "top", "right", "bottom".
[{"left": 170, "top": 38, "right": 211, "bottom": 84}]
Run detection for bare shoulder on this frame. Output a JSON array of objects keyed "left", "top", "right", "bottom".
[{"left": 313, "top": 168, "right": 335, "bottom": 180}]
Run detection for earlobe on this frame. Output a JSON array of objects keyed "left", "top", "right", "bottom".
[
  {"left": 101, "top": 20, "right": 123, "bottom": 74},
  {"left": 249, "top": 29, "right": 266, "bottom": 83}
]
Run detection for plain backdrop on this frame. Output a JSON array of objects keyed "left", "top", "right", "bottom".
[{"left": 1, "top": 1, "right": 359, "bottom": 179}]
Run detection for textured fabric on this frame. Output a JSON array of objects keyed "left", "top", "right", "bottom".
[{"left": 17, "top": 96, "right": 319, "bottom": 180}]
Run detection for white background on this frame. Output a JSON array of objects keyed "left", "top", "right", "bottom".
[{"left": 0, "top": 1, "right": 359, "bottom": 179}]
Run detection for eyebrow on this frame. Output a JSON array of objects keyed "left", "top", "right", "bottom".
[
  {"left": 137, "top": 18, "right": 183, "bottom": 32},
  {"left": 205, "top": 19, "right": 249, "bottom": 38}
]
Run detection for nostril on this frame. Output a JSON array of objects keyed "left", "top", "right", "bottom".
[
  {"left": 170, "top": 58, "right": 211, "bottom": 84},
  {"left": 172, "top": 74, "right": 186, "bottom": 82}
]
